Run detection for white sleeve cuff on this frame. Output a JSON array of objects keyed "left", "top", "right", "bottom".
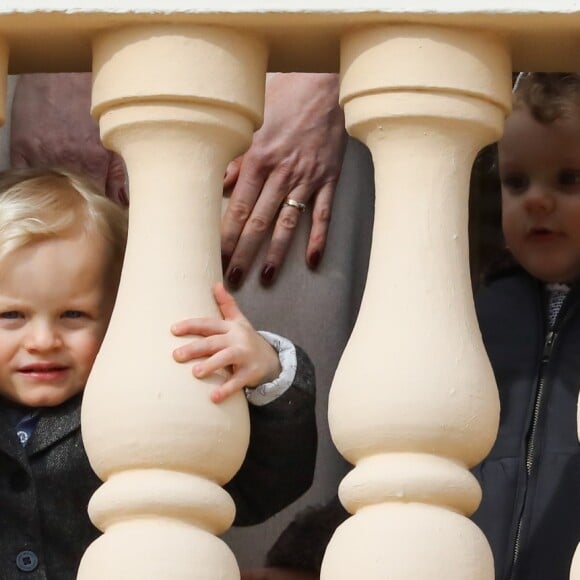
[{"left": 245, "top": 331, "right": 297, "bottom": 407}]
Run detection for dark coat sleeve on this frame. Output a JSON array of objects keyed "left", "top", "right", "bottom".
[{"left": 226, "top": 344, "right": 317, "bottom": 526}]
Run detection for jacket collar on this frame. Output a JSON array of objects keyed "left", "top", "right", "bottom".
[
  {"left": 0, "top": 400, "right": 27, "bottom": 460},
  {"left": 26, "top": 393, "right": 82, "bottom": 456},
  {"left": 0, "top": 393, "right": 81, "bottom": 462}
]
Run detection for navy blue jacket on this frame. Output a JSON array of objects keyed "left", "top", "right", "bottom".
[{"left": 473, "top": 269, "right": 580, "bottom": 580}]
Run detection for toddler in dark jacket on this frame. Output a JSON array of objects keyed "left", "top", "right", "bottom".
[
  {"left": 472, "top": 71, "right": 580, "bottom": 580},
  {"left": 244, "top": 72, "right": 580, "bottom": 580},
  {"left": 0, "top": 168, "right": 316, "bottom": 579}
]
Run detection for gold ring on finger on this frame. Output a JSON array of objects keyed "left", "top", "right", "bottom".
[{"left": 282, "top": 197, "right": 307, "bottom": 213}]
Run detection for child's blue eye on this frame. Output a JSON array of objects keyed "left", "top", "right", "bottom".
[
  {"left": 63, "top": 310, "right": 85, "bottom": 319},
  {"left": 0, "top": 311, "right": 23, "bottom": 319}
]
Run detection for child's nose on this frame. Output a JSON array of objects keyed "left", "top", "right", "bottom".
[
  {"left": 524, "top": 185, "right": 555, "bottom": 214},
  {"left": 24, "top": 322, "right": 62, "bottom": 352}
]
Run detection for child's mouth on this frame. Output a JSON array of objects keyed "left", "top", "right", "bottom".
[
  {"left": 19, "top": 363, "right": 69, "bottom": 381},
  {"left": 528, "top": 227, "right": 561, "bottom": 240}
]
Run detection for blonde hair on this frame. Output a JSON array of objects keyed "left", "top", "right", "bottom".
[
  {"left": 0, "top": 168, "right": 128, "bottom": 281},
  {"left": 513, "top": 72, "right": 580, "bottom": 123}
]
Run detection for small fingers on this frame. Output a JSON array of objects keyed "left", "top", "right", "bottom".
[
  {"left": 171, "top": 317, "right": 228, "bottom": 337},
  {"left": 190, "top": 349, "right": 254, "bottom": 404},
  {"left": 196, "top": 348, "right": 263, "bottom": 405},
  {"left": 210, "top": 376, "right": 248, "bottom": 404},
  {"left": 191, "top": 347, "right": 235, "bottom": 378},
  {"left": 213, "top": 282, "right": 247, "bottom": 322},
  {"left": 172, "top": 335, "right": 226, "bottom": 363}
]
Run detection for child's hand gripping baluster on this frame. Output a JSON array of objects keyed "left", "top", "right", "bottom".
[{"left": 171, "top": 282, "right": 282, "bottom": 404}]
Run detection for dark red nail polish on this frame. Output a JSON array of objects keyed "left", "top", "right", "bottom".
[
  {"left": 308, "top": 250, "right": 322, "bottom": 270},
  {"left": 227, "top": 266, "right": 243, "bottom": 289},
  {"left": 260, "top": 264, "right": 276, "bottom": 286}
]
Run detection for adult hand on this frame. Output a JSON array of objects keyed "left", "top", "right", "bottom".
[
  {"left": 241, "top": 568, "right": 318, "bottom": 580},
  {"left": 10, "top": 73, "right": 128, "bottom": 205},
  {"left": 222, "top": 73, "right": 347, "bottom": 289}
]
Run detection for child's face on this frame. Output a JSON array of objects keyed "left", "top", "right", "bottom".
[
  {"left": 499, "top": 107, "right": 580, "bottom": 283},
  {"left": 0, "top": 229, "right": 115, "bottom": 407}
]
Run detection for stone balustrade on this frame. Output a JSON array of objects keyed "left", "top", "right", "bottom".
[{"left": 0, "top": 3, "right": 578, "bottom": 578}]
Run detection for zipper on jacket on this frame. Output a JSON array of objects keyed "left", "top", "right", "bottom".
[
  {"left": 509, "top": 322, "right": 559, "bottom": 579},
  {"left": 525, "top": 331, "right": 554, "bottom": 474}
]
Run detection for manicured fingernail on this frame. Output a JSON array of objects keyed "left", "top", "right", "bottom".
[
  {"left": 227, "top": 266, "right": 243, "bottom": 289},
  {"left": 221, "top": 252, "right": 231, "bottom": 272},
  {"left": 308, "top": 250, "right": 322, "bottom": 270},
  {"left": 260, "top": 264, "right": 276, "bottom": 286}
]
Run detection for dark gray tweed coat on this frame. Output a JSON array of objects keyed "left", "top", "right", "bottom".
[{"left": 0, "top": 346, "right": 316, "bottom": 579}]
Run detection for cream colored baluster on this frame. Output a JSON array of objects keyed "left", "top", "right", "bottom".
[
  {"left": 77, "top": 26, "right": 266, "bottom": 580},
  {"left": 322, "top": 26, "right": 511, "bottom": 579}
]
